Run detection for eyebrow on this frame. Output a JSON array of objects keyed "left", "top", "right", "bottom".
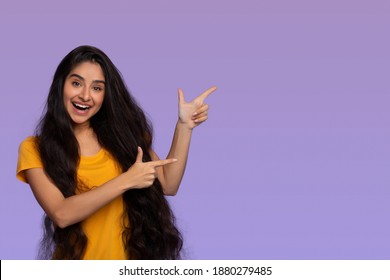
[{"left": 69, "top": 73, "right": 106, "bottom": 84}]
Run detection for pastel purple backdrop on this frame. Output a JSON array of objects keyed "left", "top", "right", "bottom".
[{"left": 1, "top": 0, "right": 389, "bottom": 259}]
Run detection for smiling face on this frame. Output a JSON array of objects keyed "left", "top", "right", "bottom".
[{"left": 63, "top": 61, "right": 106, "bottom": 128}]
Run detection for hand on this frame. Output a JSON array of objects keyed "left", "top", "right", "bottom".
[
  {"left": 125, "top": 147, "right": 177, "bottom": 189},
  {"left": 178, "top": 86, "right": 217, "bottom": 129}
]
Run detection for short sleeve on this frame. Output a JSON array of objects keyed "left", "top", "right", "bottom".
[{"left": 16, "top": 136, "right": 43, "bottom": 183}]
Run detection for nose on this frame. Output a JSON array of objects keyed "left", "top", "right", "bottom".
[{"left": 79, "top": 86, "right": 92, "bottom": 102}]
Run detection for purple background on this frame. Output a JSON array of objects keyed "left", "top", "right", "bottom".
[{"left": 1, "top": 0, "right": 389, "bottom": 259}]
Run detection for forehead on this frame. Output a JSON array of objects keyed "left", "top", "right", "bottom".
[{"left": 68, "top": 61, "right": 105, "bottom": 81}]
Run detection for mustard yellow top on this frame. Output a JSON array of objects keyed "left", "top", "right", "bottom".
[{"left": 16, "top": 137, "right": 127, "bottom": 259}]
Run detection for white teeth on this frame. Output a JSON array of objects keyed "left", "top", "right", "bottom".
[{"left": 73, "top": 103, "right": 90, "bottom": 109}]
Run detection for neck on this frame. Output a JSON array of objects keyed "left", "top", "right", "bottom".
[
  {"left": 73, "top": 122, "right": 92, "bottom": 137},
  {"left": 73, "top": 122, "right": 96, "bottom": 148},
  {"left": 73, "top": 123, "right": 101, "bottom": 156}
]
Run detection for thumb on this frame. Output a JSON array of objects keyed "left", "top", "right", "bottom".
[
  {"left": 136, "top": 146, "right": 143, "bottom": 163},
  {"left": 178, "top": 88, "right": 185, "bottom": 104}
]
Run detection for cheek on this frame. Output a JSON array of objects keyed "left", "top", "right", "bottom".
[
  {"left": 63, "top": 91, "right": 69, "bottom": 106},
  {"left": 91, "top": 94, "right": 105, "bottom": 113},
  {"left": 63, "top": 85, "right": 74, "bottom": 101},
  {"left": 96, "top": 93, "right": 105, "bottom": 106}
]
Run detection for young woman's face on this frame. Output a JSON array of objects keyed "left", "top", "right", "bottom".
[{"left": 63, "top": 61, "right": 106, "bottom": 126}]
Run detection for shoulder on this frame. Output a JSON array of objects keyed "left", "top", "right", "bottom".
[
  {"left": 19, "top": 136, "right": 38, "bottom": 150},
  {"left": 18, "top": 136, "right": 40, "bottom": 157},
  {"left": 17, "top": 136, "right": 42, "bottom": 183},
  {"left": 19, "top": 135, "right": 43, "bottom": 161}
]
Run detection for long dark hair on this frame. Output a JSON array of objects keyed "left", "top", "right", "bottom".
[{"left": 35, "top": 45, "right": 183, "bottom": 259}]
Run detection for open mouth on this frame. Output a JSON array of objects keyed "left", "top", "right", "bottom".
[{"left": 72, "top": 102, "right": 91, "bottom": 111}]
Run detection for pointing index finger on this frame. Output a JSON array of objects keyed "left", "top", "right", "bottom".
[
  {"left": 196, "top": 86, "right": 217, "bottom": 103},
  {"left": 150, "top": 158, "right": 178, "bottom": 167}
]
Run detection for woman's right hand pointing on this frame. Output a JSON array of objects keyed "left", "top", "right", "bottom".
[{"left": 124, "top": 147, "right": 177, "bottom": 189}]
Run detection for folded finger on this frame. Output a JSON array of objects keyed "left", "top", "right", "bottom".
[
  {"left": 193, "top": 104, "right": 209, "bottom": 116},
  {"left": 192, "top": 111, "right": 208, "bottom": 120},
  {"left": 194, "top": 115, "right": 208, "bottom": 123}
]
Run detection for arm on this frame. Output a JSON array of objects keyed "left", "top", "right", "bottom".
[
  {"left": 154, "top": 86, "right": 217, "bottom": 195},
  {"left": 150, "top": 122, "right": 192, "bottom": 195},
  {"left": 26, "top": 148, "right": 176, "bottom": 228}
]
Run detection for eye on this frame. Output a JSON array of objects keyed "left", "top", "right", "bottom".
[
  {"left": 93, "top": 86, "right": 103, "bottom": 92},
  {"left": 72, "top": 81, "right": 81, "bottom": 87}
]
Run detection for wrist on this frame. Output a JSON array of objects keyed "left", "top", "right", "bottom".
[
  {"left": 118, "top": 173, "right": 136, "bottom": 191},
  {"left": 176, "top": 119, "right": 194, "bottom": 131}
]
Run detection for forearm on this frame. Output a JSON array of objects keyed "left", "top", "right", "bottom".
[
  {"left": 26, "top": 168, "right": 131, "bottom": 228},
  {"left": 27, "top": 152, "right": 173, "bottom": 228},
  {"left": 162, "top": 121, "right": 193, "bottom": 195},
  {"left": 155, "top": 85, "right": 216, "bottom": 195},
  {"left": 52, "top": 175, "right": 128, "bottom": 228}
]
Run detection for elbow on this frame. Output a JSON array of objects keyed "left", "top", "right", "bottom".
[
  {"left": 51, "top": 209, "right": 73, "bottom": 229},
  {"left": 163, "top": 188, "right": 178, "bottom": 196},
  {"left": 164, "top": 191, "right": 177, "bottom": 196},
  {"left": 159, "top": 174, "right": 181, "bottom": 196},
  {"left": 55, "top": 221, "right": 70, "bottom": 229}
]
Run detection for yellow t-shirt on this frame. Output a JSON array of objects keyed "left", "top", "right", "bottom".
[{"left": 16, "top": 136, "right": 127, "bottom": 259}]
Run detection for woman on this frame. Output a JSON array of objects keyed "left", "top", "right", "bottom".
[{"left": 16, "top": 45, "right": 216, "bottom": 260}]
